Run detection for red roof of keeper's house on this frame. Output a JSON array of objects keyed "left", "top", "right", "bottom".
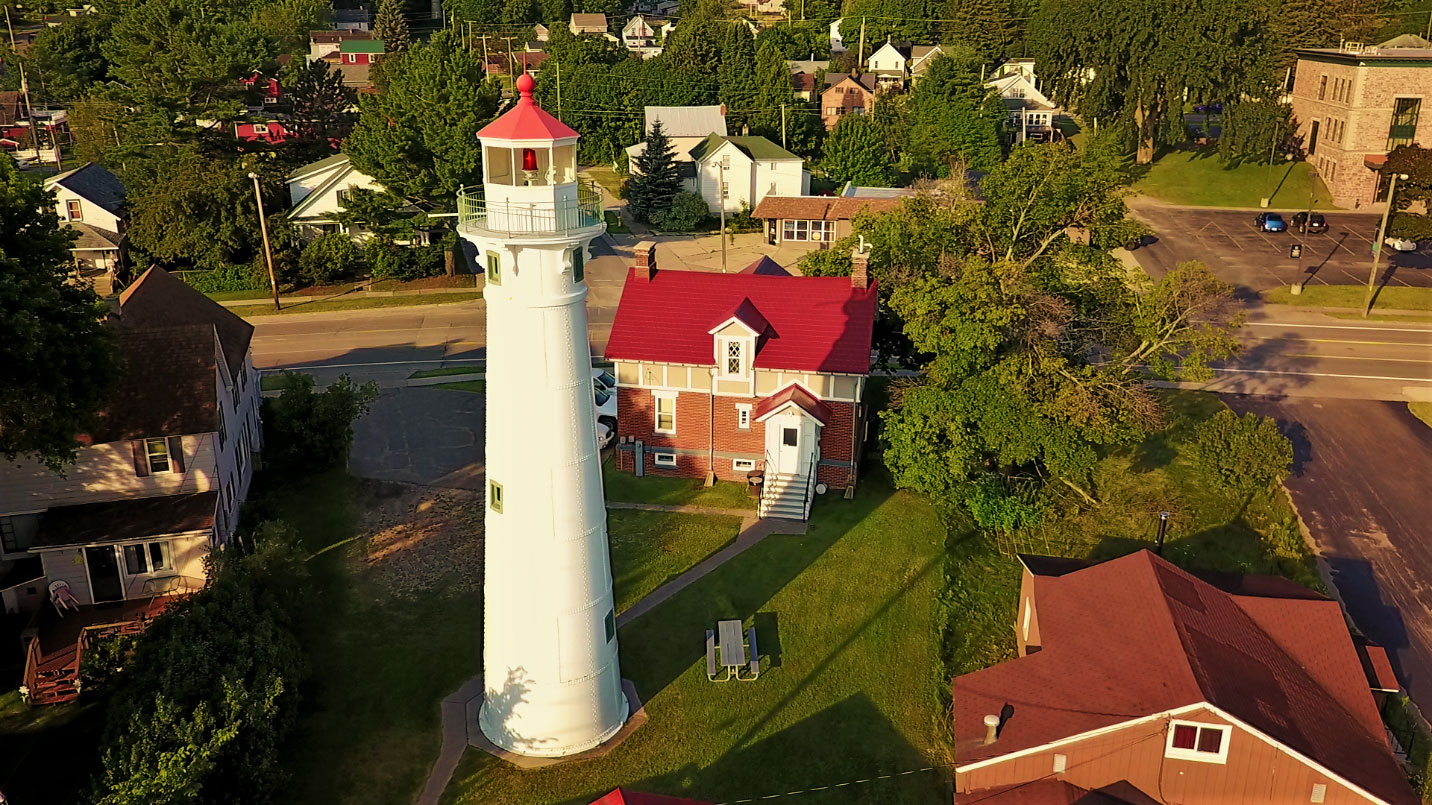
[
  {"left": 476, "top": 72, "right": 579, "bottom": 141},
  {"left": 605, "top": 268, "right": 877, "bottom": 375},
  {"left": 739, "top": 255, "right": 794, "bottom": 276},
  {"left": 590, "top": 789, "right": 712, "bottom": 805},
  {"left": 953, "top": 550, "right": 1415, "bottom": 804}
]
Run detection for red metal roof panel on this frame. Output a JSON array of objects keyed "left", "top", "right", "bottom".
[{"left": 477, "top": 73, "right": 579, "bottom": 141}]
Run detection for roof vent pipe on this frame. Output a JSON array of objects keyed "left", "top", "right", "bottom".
[{"left": 983, "top": 714, "right": 1000, "bottom": 745}]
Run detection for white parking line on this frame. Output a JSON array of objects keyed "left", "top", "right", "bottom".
[
  {"left": 1212, "top": 366, "right": 1432, "bottom": 382},
  {"left": 1245, "top": 322, "right": 1432, "bottom": 333}
]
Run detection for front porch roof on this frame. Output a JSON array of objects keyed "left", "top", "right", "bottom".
[
  {"left": 34, "top": 491, "right": 218, "bottom": 549},
  {"left": 754, "top": 384, "right": 832, "bottom": 425}
]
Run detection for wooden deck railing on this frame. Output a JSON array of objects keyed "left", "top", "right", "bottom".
[{"left": 19, "top": 636, "right": 41, "bottom": 702}]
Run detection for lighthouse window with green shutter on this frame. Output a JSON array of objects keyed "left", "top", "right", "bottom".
[
  {"left": 572, "top": 248, "right": 584, "bottom": 283},
  {"left": 486, "top": 251, "right": 501, "bottom": 285}
]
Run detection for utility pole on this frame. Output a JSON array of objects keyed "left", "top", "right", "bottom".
[
  {"left": 780, "top": 104, "right": 787, "bottom": 149},
  {"left": 249, "top": 172, "right": 281, "bottom": 311},
  {"left": 480, "top": 34, "right": 489, "bottom": 70},
  {"left": 1259, "top": 129, "right": 1279, "bottom": 208},
  {"left": 718, "top": 161, "right": 727, "bottom": 273},
  {"left": 858, "top": 17, "right": 866, "bottom": 67},
  {"left": 502, "top": 35, "right": 517, "bottom": 76},
  {"left": 1364, "top": 171, "right": 1407, "bottom": 317},
  {"left": 556, "top": 59, "right": 562, "bottom": 117},
  {"left": 4, "top": 6, "right": 38, "bottom": 155}
]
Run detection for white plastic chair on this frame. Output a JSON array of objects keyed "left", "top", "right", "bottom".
[{"left": 48, "top": 580, "right": 80, "bottom": 617}]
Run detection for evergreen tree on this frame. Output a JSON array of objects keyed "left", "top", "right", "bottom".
[
  {"left": 718, "top": 25, "right": 758, "bottom": 133},
  {"left": 940, "top": 0, "right": 1014, "bottom": 61},
  {"left": 902, "top": 50, "right": 1005, "bottom": 174},
  {"left": 374, "top": 0, "right": 411, "bottom": 56},
  {"left": 627, "top": 121, "right": 682, "bottom": 223},
  {"left": 283, "top": 59, "right": 358, "bottom": 153},
  {"left": 539, "top": 0, "right": 571, "bottom": 23},
  {"left": 502, "top": 0, "right": 538, "bottom": 27},
  {"left": 823, "top": 113, "right": 895, "bottom": 186},
  {"left": 748, "top": 41, "right": 794, "bottom": 143}
]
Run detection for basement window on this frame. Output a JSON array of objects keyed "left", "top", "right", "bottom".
[
  {"left": 733, "top": 458, "right": 756, "bottom": 472},
  {"left": 1165, "top": 720, "right": 1230, "bottom": 764},
  {"left": 653, "top": 452, "right": 677, "bottom": 468}
]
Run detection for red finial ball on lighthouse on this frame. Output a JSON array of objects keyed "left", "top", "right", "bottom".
[{"left": 516, "top": 72, "right": 535, "bottom": 99}]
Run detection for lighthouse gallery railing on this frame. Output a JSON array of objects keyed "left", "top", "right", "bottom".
[{"left": 456, "top": 179, "right": 604, "bottom": 236}]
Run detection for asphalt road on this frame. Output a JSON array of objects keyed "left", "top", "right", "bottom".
[
  {"left": 1225, "top": 397, "right": 1432, "bottom": 713},
  {"left": 1127, "top": 199, "right": 1432, "bottom": 291}
]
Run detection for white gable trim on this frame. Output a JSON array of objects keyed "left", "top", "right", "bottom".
[
  {"left": 956, "top": 701, "right": 1389, "bottom": 805},
  {"left": 868, "top": 41, "right": 905, "bottom": 66},
  {"left": 707, "top": 316, "right": 761, "bottom": 337},
  {"left": 910, "top": 45, "right": 943, "bottom": 69}
]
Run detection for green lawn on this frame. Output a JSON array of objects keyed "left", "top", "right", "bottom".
[
  {"left": 1263, "top": 285, "right": 1432, "bottom": 312},
  {"left": 444, "top": 473, "right": 954, "bottom": 805},
  {"left": 205, "top": 288, "right": 272, "bottom": 301},
  {"left": 433, "top": 380, "right": 486, "bottom": 393},
  {"left": 581, "top": 166, "right": 625, "bottom": 196},
  {"left": 605, "top": 209, "right": 631, "bottom": 234},
  {"left": 1135, "top": 147, "right": 1338, "bottom": 209},
  {"left": 411, "top": 366, "right": 486, "bottom": 379},
  {"left": 602, "top": 457, "right": 758, "bottom": 510},
  {"left": 1411, "top": 402, "right": 1432, "bottom": 430},
  {"left": 608, "top": 510, "right": 743, "bottom": 615},
  {"left": 230, "top": 292, "right": 483, "bottom": 317}
]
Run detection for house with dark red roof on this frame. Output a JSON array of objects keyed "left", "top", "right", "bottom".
[
  {"left": 590, "top": 788, "right": 711, "bottom": 805},
  {"left": 0, "top": 268, "right": 263, "bottom": 705},
  {"left": 604, "top": 242, "right": 877, "bottom": 520},
  {"left": 953, "top": 550, "right": 1416, "bottom": 804}
]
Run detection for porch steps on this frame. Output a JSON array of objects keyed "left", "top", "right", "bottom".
[
  {"left": 759, "top": 471, "right": 812, "bottom": 521},
  {"left": 26, "top": 646, "right": 79, "bottom": 705}
]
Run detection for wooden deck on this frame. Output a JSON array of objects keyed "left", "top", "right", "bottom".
[{"left": 23, "top": 596, "right": 180, "bottom": 706}]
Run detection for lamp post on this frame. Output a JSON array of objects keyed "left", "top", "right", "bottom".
[
  {"left": 1364, "top": 172, "right": 1408, "bottom": 318},
  {"left": 249, "top": 172, "right": 280, "bottom": 311},
  {"left": 718, "top": 160, "right": 727, "bottom": 273}
]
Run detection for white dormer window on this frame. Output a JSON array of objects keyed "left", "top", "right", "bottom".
[
  {"left": 722, "top": 339, "right": 745, "bottom": 377},
  {"left": 1165, "top": 720, "right": 1230, "bottom": 764}
]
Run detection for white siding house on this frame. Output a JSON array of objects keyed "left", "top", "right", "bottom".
[
  {"left": 686, "top": 134, "right": 809, "bottom": 214},
  {"left": 286, "top": 153, "right": 429, "bottom": 244},
  {"left": 41, "top": 162, "right": 126, "bottom": 291}
]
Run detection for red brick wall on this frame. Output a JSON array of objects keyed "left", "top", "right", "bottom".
[{"left": 616, "top": 387, "right": 862, "bottom": 489}]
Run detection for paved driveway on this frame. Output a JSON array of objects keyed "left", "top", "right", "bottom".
[
  {"left": 1128, "top": 200, "right": 1432, "bottom": 291},
  {"left": 350, "top": 387, "right": 485, "bottom": 490},
  {"left": 1225, "top": 396, "right": 1432, "bottom": 713}
]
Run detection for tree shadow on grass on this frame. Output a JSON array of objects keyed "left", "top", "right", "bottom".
[
  {"left": 1090, "top": 515, "right": 1316, "bottom": 588},
  {"left": 635, "top": 694, "right": 944, "bottom": 805}
]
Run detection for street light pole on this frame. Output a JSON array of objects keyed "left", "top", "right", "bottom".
[
  {"left": 718, "top": 161, "right": 727, "bottom": 273},
  {"left": 1260, "top": 130, "right": 1279, "bottom": 208},
  {"left": 1364, "top": 172, "right": 1407, "bottom": 318},
  {"left": 249, "top": 171, "right": 280, "bottom": 311}
]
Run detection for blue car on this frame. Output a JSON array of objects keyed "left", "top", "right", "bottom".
[{"left": 1254, "top": 212, "right": 1287, "bottom": 233}]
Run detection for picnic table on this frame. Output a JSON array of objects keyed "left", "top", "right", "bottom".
[{"left": 706, "top": 619, "right": 761, "bottom": 682}]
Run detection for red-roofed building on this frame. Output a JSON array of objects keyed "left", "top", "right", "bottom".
[
  {"left": 604, "top": 242, "right": 877, "bottom": 519},
  {"left": 590, "top": 788, "right": 712, "bottom": 805},
  {"left": 954, "top": 551, "right": 1417, "bottom": 805}
]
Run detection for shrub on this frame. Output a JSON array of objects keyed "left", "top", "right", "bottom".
[
  {"left": 1187, "top": 409, "right": 1293, "bottom": 498},
  {"left": 78, "top": 633, "right": 138, "bottom": 695},
  {"left": 365, "top": 238, "right": 445, "bottom": 281},
  {"left": 653, "top": 191, "right": 709, "bottom": 232},
  {"left": 727, "top": 201, "right": 763, "bottom": 233},
  {"left": 1390, "top": 213, "right": 1432, "bottom": 242},
  {"left": 178, "top": 265, "right": 265, "bottom": 293},
  {"left": 260, "top": 371, "right": 379, "bottom": 472},
  {"left": 298, "top": 233, "right": 365, "bottom": 286},
  {"left": 93, "top": 526, "right": 311, "bottom": 805}
]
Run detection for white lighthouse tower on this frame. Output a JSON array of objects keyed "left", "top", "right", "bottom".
[{"left": 459, "top": 73, "right": 628, "bottom": 757}]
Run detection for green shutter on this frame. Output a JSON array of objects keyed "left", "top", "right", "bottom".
[
  {"left": 572, "top": 249, "right": 584, "bottom": 283},
  {"left": 489, "top": 480, "right": 503, "bottom": 513},
  {"left": 486, "top": 252, "right": 501, "bottom": 285}
]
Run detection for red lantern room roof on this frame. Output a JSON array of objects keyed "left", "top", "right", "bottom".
[{"left": 477, "top": 73, "right": 580, "bottom": 143}]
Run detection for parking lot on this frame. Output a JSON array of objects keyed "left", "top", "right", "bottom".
[{"left": 1127, "top": 202, "right": 1432, "bottom": 291}]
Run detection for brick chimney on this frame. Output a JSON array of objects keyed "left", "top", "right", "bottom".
[
  {"left": 634, "top": 240, "right": 657, "bottom": 281},
  {"left": 850, "top": 238, "right": 870, "bottom": 291}
]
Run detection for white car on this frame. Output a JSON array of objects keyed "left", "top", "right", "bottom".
[
  {"left": 596, "top": 421, "right": 615, "bottom": 450},
  {"left": 1385, "top": 237, "right": 1419, "bottom": 253},
  {"left": 592, "top": 368, "right": 616, "bottom": 391},
  {"left": 594, "top": 384, "right": 617, "bottom": 427}
]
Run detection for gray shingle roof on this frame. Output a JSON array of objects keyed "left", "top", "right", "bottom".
[
  {"left": 644, "top": 105, "right": 728, "bottom": 138},
  {"left": 47, "top": 163, "right": 126, "bottom": 216}
]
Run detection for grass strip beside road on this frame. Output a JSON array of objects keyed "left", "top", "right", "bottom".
[
  {"left": 432, "top": 380, "right": 485, "bottom": 393},
  {"left": 411, "top": 366, "right": 485, "bottom": 379},
  {"left": 1411, "top": 402, "right": 1432, "bottom": 430},
  {"left": 1262, "top": 285, "right": 1432, "bottom": 311},
  {"left": 230, "top": 292, "right": 483, "bottom": 317}
]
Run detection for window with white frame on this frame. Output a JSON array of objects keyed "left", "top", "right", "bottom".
[
  {"left": 654, "top": 394, "right": 676, "bottom": 434},
  {"left": 653, "top": 452, "right": 678, "bottom": 467},
  {"left": 723, "top": 340, "right": 746, "bottom": 377},
  {"left": 252, "top": 123, "right": 268, "bottom": 134},
  {"left": 782, "top": 219, "right": 835, "bottom": 242},
  {"left": 732, "top": 458, "right": 756, "bottom": 471},
  {"left": 735, "top": 404, "right": 751, "bottom": 430},
  {"left": 145, "top": 438, "right": 172, "bottom": 474},
  {"left": 123, "top": 541, "right": 173, "bottom": 575},
  {"left": 1164, "top": 720, "right": 1230, "bottom": 764}
]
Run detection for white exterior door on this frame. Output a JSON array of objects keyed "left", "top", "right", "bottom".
[{"left": 765, "top": 410, "right": 817, "bottom": 477}]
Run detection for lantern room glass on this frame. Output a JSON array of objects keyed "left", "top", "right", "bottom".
[{"left": 483, "top": 144, "right": 578, "bottom": 187}]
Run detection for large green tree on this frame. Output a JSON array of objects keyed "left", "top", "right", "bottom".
[
  {"left": 822, "top": 113, "right": 895, "bottom": 186},
  {"left": 1029, "top": 0, "right": 1271, "bottom": 163},
  {"left": 940, "top": 0, "right": 1015, "bottom": 60},
  {"left": 282, "top": 58, "right": 357, "bottom": 153},
  {"left": 251, "top": 0, "right": 330, "bottom": 55},
  {"left": 0, "top": 160, "right": 117, "bottom": 473},
  {"left": 346, "top": 30, "right": 501, "bottom": 207},
  {"left": 901, "top": 49, "right": 1005, "bottom": 175},
  {"left": 24, "top": 16, "right": 110, "bottom": 104},
  {"left": 718, "top": 24, "right": 758, "bottom": 133},
  {"left": 749, "top": 41, "right": 797, "bottom": 144}
]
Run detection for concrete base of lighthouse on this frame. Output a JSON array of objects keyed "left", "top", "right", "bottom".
[{"left": 465, "top": 677, "right": 647, "bottom": 769}]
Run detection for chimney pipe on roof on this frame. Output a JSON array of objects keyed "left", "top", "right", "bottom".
[
  {"left": 982, "top": 714, "right": 1000, "bottom": 745},
  {"left": 850, "top": 236, "right": 870, "bottom": 291},
  {"left": 635, "top": 240, "right": 657, "bottom": 281},
  {"left": 1155, "top": 511, "right": 1170, "bottom": 555}
]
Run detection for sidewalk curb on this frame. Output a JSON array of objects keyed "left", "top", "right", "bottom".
[{"left": 216, "top": 284, "right": 482, "bottom": 308}]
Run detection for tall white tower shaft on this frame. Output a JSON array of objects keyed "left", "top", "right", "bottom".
[{"left": 461, "top": 74, "right": 627, "bottom": 757}]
